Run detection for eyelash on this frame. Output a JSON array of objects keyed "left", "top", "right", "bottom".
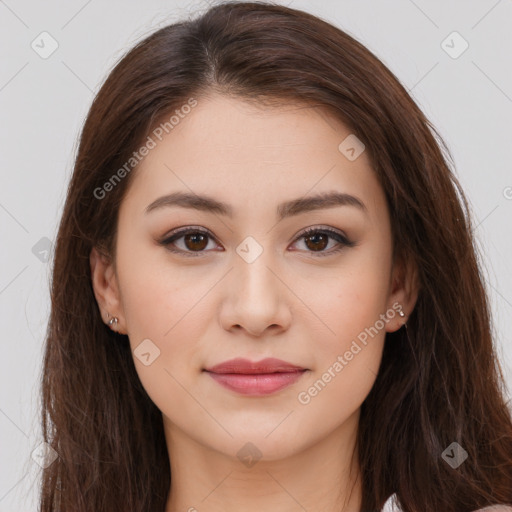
[{"left": 159, "top": 225, "right": 355, "bottom": 258}]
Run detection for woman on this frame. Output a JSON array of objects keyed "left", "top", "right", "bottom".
[{"left": 40, "top": 2, "right": 512, "bottom": 511}]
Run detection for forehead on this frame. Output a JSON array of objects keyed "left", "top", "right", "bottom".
[{"left": 121, "top": 93, "right": 385, "bottom": 219}]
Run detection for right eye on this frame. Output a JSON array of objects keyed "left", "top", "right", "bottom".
[{"left": 159, "top": 227, "right": 223, "bottom": 257}]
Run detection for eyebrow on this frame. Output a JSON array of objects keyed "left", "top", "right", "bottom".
[{"left": 144, "top": 190, "right": 367, "bottom": 220}]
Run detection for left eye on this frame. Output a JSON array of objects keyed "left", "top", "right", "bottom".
[
  {"left": 159, "top": 226, "right": 354, "bottom": 257},
  {"left": 292, "top": 227, "right": 354, "bottom": 255}
]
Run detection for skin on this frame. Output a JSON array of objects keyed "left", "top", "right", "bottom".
[{"left": 90, "top": 93, "right": 418, "bottom": 512}]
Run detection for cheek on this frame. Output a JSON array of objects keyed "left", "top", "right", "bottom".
[
  {"left": 292, "top": 273, "right": 387, "bottom": 452},
  {"left": 309, "top": 253, "right": 391, "bottom": 349},
  {"left": 115, "top": 247, "right": 213, "bottom": 420},
  {"left": 298, "top": 240, "right": 391, "bottom": 399},
  {"left": 115, "top": 241, "right": 217, "bottom": 395},
  {"left": 295, "top": 270, "right": 389, "bottom": 422},
  {"left": 116, "top": 238, "right": 209, "bottom": 340}
]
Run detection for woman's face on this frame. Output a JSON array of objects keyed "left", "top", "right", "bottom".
[{"left": 92, "top": 93, "right": 413, "bottom": 462}]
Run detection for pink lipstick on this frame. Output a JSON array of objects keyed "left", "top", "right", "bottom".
[{"left": 204, "top": 357, "right": 307, "bottom": 396}]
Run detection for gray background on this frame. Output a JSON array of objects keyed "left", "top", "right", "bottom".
[{"left": 1, "top": 0, "right": 511, "bottom": 509}]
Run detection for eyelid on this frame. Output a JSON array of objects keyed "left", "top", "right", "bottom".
[
  {"left": 290, "top": 225, "right": 355, "bottom": 256},
  {"left": 161, "top": 225, "right": 212, "bottom": 240},
  {"left": 159, "top": 226, "right": 220, "bottom": 257},
  {"left": 159, "top": 224, "right": 355, "bottom": 257},
  {"left": 295, "top": 225, "right": 351, "bottom": 243}
]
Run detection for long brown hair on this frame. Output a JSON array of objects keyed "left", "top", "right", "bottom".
[{"left": 40, "top": 2, "right": 512, "bottom": 510}]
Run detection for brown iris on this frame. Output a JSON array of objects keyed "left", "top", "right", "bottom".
[
  {"left": 304, "top": 232, "right": 328, "bottom": 251},
  {"left": 184, "top": 233, "right": 209, "bottom": 251}
]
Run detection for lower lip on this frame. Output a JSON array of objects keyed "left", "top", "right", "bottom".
[{"left": 205, "top": 370, "right": 307, "bottom": 396}]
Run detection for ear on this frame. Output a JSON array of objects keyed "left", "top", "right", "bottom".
[
  {"left": 385, "top": 251, "right": 419, "bottom": 333},
  {"left": 90, "top": 246, "right": 126, "bottom": 334}
]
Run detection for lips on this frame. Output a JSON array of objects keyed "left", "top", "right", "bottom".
[
  {"left": 204, "top": 358, "right": 308, "bottom": 396},
  {"left": 205, "top": 357, "right": 306, "bottom": 374}
]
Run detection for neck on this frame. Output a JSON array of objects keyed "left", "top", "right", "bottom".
[{"left": 164, "top": 410, "right": 363, "bottom": 512}]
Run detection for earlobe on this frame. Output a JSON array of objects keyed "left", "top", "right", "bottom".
[
  {"left": 385, "top": 254, "right": 420, "bottom": 333},
  {"left": 385, "top": 302, "right": 408, "bottom": 333},
  {"left": 90, "top": 247, "right": 125, "bottom": 334}
]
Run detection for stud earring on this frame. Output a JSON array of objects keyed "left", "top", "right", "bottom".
[
  {"left": 398, "top": 308, "right": 408, "bottom": 330},
  {"left": 106, "top": 312, "right": 118, "bottom": 329}
]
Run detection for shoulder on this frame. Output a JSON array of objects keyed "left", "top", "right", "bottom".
[
  {"left": 382, "top": 494, "right": 512, "bottom": 512},
  {"left": 381, "top": 494, "right": 402, "bottom": 512},
  {"left": 473, "top": 507, "right": 512, "bottom": 512}
]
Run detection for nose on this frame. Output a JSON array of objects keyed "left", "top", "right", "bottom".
[{"left": 219, "top": 247, "right": 292, "bottom": 338}]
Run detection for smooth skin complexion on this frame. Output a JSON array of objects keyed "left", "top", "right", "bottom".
[{"left": 90, "top": 93, "right": 418, "bottom": 512}]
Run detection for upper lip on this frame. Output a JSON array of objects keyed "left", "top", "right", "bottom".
[{"left": 205, "top": 358, "right": 306, "bottom": 374}]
